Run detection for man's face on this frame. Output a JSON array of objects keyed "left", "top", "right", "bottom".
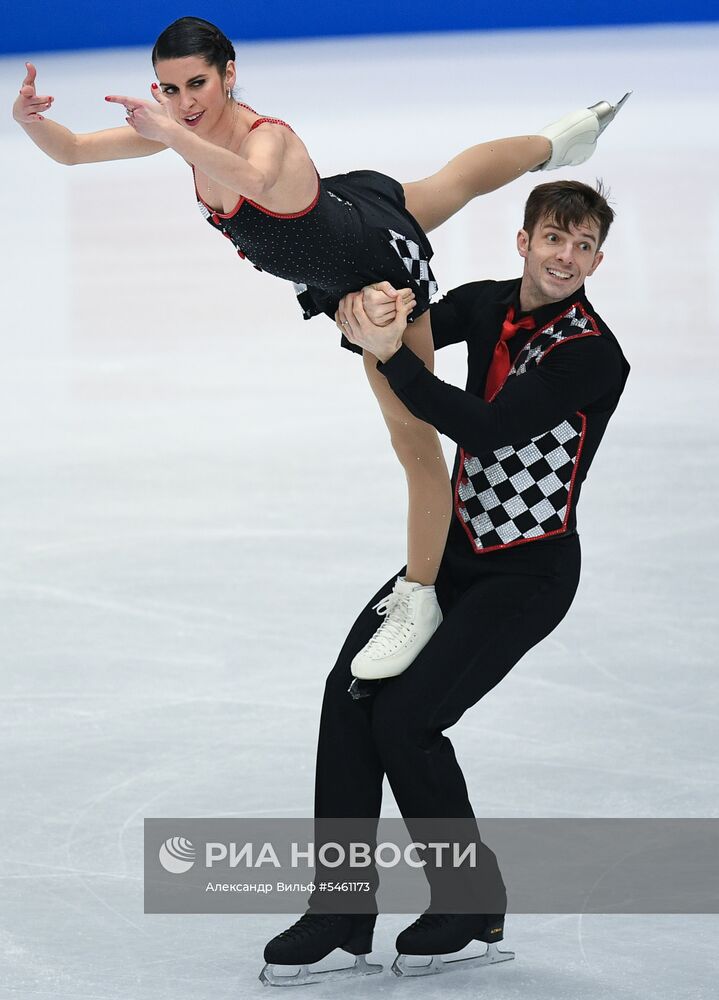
[{"left": 517, "top": 215, "right": 604, "bottom": 309}]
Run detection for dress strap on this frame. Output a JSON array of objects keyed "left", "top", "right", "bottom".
[
  {"left": 249, "top": 115, "right": 295, "bottom": 134},
  {"left": 236, "top": 102, "right": 294, "bottom": 134}
]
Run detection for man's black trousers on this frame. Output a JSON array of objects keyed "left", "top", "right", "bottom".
[{"left": 312, "top": 532, "right": 581, "bottom": 912}]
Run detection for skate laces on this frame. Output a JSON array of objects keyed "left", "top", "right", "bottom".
[
  {"left": 410, "top": 912, "right": 454, "bottom": 931},
  {"left": 364, "top": 588, "right": 415, "bottom": 656},
  {"left": 279, "top": 913, "right": 343, "bottom": 941}
]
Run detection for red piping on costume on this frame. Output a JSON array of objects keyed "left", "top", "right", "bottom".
[
  {"left": 454, "top": 411, "right": 588, "bottom": 555},
  {"left": 455, "top": 300, "right": 600, "bottom": 555},
  {"left": 242, "top": 181, "right": 321, "bottom": 219},
  {"left": 192, "top": 102, "right": 321, "bottom": 222},
  {"left": 486, "top": 301, "right": 600, "bottom": 403}
]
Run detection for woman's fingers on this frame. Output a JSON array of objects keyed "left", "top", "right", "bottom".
[
  {"left": 370, "top": 280, "right": 401, "bottom": 299},
  {"left": 368, "top": 283, "right": 413, "bottom": 304},
  {"left": 396, "top": 297, "right": 413, "bottom": 321},
  {"left": 13, "top": 63, "right": 54, "bottom": 124},
  {"left": 21, "top": 62, "right": 37, "bottom": 89},
  {"left": 150, "top": 83, "right": 168, "bottom": 106},
  {"left": 104, "top": 95, "right": 145, "bottom": 111}
]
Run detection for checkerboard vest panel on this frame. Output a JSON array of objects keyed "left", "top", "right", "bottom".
[{"left": 455, "top": 303, "right": 599, "bottom": 554}]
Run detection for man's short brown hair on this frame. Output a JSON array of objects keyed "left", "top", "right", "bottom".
[{"left": 523, "top": 180, "right": 615, "bottom": 248}]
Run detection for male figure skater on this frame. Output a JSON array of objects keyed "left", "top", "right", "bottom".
[{"left": 261, "top": 179, "right": 630, "bottom": 985}]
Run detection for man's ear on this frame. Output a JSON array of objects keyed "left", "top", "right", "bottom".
[
  {"left": 517, "top": 229, "right": 530, "bottom": 260},
  {"left": 587, "top": 250, "right": 604, "bottom": 276}
]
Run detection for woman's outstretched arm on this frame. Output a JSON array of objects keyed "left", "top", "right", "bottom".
[
  {"left": 105, "top": 86, "right": 287, "bottom": 200},
  {"left": 13, "top": 62, "right": 167, "bottom": 165}
]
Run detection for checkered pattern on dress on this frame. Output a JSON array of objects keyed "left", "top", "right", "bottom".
[
  {"left": 456, "top": 302, "right": 600, "bottom": 554},
  {"left": 388, "top": 229, "right": 439, "bottom": 301}
]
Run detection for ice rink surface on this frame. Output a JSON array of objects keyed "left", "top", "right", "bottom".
[{"left": 1, "top": 20, "right": 718, "bottom": 999}]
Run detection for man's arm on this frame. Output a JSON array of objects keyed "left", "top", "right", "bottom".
[
  {"left": 428, "top": 281, "right": 498, "bottom": 351},
  {"left": 378, "top": 336, "right": 625, "bottom": 455}
]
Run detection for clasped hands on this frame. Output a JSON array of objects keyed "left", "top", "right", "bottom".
[{"left": 335, "top": 282, "right": 416, "bottom": 363}]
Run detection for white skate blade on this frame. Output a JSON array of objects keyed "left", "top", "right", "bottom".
[
  {"left": 260, "top": 954, "right": 383, "bottom": 987},
  {"left": 391, "top": 942, "right": 515, "bottom": 977}
]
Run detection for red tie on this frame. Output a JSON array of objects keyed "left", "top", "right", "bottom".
[{"left": 483, "top": 306, "right": 536, "bottom": 401}]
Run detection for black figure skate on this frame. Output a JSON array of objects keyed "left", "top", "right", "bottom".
[
  {"left": 391, "top": 912, "right": 515, "bottom": 977},
  {"left": 260, "top": 912, "right": 381, "bottom": 987}
]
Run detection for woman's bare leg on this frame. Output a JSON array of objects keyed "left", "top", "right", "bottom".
[
  {"left": 363, "top": 310, "right": 451, "bottom": 585},
  {"left": 403, "top": 135, "right": 551, "bottom": 234}
]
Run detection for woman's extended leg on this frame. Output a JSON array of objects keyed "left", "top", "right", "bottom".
[
  {"left": 363, "top": 309, "right": 451, "bottom": 586},
  {"left": 402, "top": 134, "right": 550, "bottom": 234}
]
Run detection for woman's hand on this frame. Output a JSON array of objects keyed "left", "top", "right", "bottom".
[
  {"left": 361, "top": 281, "right": 416, "bottom": 327},
  {"left": 13, "top": 62, "right": 53, "bottom": 123},
  {"left": 336, "top": 291, "right": 413, "bottom": 362},
  {"left": 104, "top": 83, "right": 176, "bottom": 143}
]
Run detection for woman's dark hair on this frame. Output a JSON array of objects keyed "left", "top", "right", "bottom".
[
  {"left": 152, "top": 17, "right": 235, "bottom": 79},
  {"left": 523, "top": 180, "right": 615, "bottom": 248}
]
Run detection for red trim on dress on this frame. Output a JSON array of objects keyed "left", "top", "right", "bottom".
[{"left": 192, "top": 103, "right": 321, "bottom": 221}]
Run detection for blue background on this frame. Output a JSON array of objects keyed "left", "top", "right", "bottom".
[{"left": 4, "top": 1, "right": 719, "bottom": 55}]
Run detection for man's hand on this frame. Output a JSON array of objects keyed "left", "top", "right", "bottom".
[
  {"left": 104, "top": 84, "right": 177, "bottom": 143},
  {"left": 361, "top": 281, "right": 416, "bottom": 327},
  {"left": 336, "top": 291, "right": 413, "bottom": 362}
]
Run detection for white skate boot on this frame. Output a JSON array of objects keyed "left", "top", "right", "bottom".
[
  {"left": 350, "top": 577, "right": 442, "bottom": 680},
  {"left": 532, "top": 92, "right": 631, "bottom": 170}
]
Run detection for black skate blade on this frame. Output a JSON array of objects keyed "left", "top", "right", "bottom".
[
  {"left": 347, "top": 678, "right": 383, "bottom": 700},
  {"left": 391, "top": 942, "right": 515, "bottom": 977},
  {"left": 260, "top": 954, "right": 383, "bottom": 987}
]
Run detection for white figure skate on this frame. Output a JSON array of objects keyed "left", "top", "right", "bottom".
[
  {"left": 350, "top": 577, "right": 443, "bottom": 680},
  {"left": 533, "top": 92, "right": 632, "bottom": 170}
]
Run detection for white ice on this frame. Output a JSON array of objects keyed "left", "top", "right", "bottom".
[{"left": 0, "top": 21, "right": 717, "bottom": 999}]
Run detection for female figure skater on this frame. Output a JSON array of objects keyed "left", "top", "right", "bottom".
[{"left": 12, "top": 17, "right": 627, "bottom": 677}]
